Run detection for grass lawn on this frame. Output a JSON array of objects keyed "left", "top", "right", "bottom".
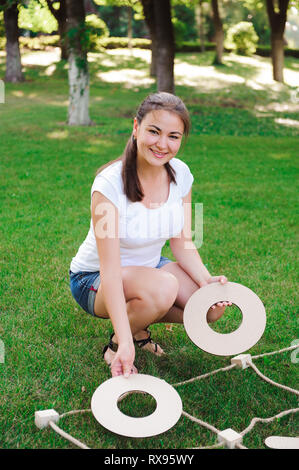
[{"left": 0, "top": 47, "right": 298, "bottom": 449}]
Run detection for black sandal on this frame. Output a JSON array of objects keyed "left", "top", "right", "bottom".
[
  {"left": 102, "top": 332, "right": 117, "bottom": 366},
  {"left": 133, "top": 329, "right": 162, "bottom": 355}
]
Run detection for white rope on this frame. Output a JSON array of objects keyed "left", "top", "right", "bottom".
[
  {"left": 172, "top": 364, "right": 237, "bottom": 387},
  {"left": 49, "top": 420, "right": 90, "bottom": 449},
  {"left": 239, "top": 408, "right": 299, "bottom": 437},
  {"left": 235, "top": 442, "right": 248, "bottom": 449},
  {"left": 190, "top": 442, "right": 225, "bottom": 450},
  {"left": 181, "top": 410, "right": 220, "bottom": 434},
  {"left": 60, "top": 409, "right": 91, "bottom": 419},
  {"left": 46, "top": 344, "right": 299, "bottom": 449},
  {"left": 247, "top": 359, "right": 299, "bottom": 396},
  {"left": 251, "top": 344, "right": 298, "bottom": 359}
]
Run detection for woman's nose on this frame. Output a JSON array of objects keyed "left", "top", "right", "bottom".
[{"left": 156, "top": 135, "right": 167, "bottom": 149}]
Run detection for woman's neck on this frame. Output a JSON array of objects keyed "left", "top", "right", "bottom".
[{"left": 136, "top": 157, "right": 166, "bottom": 183}]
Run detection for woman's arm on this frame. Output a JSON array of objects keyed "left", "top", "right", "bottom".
[
  {"left": 91, "top": 191, "right": 134, "bottom": 377},
  {"left": 170, "top": 189, "right": 227, "bottom": 288}
]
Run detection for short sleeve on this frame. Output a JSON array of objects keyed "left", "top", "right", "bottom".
[
  {"left": 181, "top": 164, "right": 194, "bottom": 197},
  {"left": 91, "top": 174, "right": 120, "bottom": 209}
]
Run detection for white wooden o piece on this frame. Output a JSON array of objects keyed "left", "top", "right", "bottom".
[
  {"left": 91, "top": 374, "right": 182, "bottom": 438},
  {"left": 183, "top": 281, "right": 266, "bottom": 356},
  {"left": 265, "top": 436, "right": 299, "bottom": 449}
]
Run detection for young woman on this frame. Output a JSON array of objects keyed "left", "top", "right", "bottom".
[{"left": 69, "top": 92, "right": 231, "bottom": 378}]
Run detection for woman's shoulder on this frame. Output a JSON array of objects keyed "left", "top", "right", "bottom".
[
  {"left": 170, "top": 157, "right": 192, "bottom": 172},
  {"left": 93, "top": 160, "right": 123, "bottom": 188},
  {"left": 91, "top": 160, "right": 124, "bottom": 204},
  {"left": 97, "top": 159, "right": 122, "bottom": 179}
]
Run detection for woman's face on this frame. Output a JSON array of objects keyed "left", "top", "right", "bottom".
[{"left": 133, "top": 109, "right": 184, "bottom": 169}]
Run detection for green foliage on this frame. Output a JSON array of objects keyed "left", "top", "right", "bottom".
[
  {"left": 85, "top": 14, "right": 109, "bottom": 39},
  {"left": 19, "top": 35, "right": 60, "bottom": 50},
  {"left": 85, "top": 14, "right": 109, "bottom": 51},
  {"left": 0, "top": 11, "right": 5, "bottom": 50},
  {"left": 172, "top": 17, "right": 188, "bottom": 48},
  {"left": 226, "top": 21, "right": 259, "bottom": 55},
  {"left": 0, "top": 48, "right": 298, "bottom": 449},
  {"left": 19, "top": 0, "right": 58, "bottom": 34},
  {"left": 256, "top": 45, "right": 299, "bottom": 59},
  {"left": 97, "top": 36, "right": 151, "bottom": 50},
  {"left": 176, "top": 40, "right": 222, "bottom": 52}
]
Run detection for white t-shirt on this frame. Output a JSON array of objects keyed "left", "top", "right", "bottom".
[{"left": 70, "top": 157, "right": 194, "bottom": 273}]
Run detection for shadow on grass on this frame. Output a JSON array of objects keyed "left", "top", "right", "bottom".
[{"left": 1, "top": 49, "right": 298, "bottom": 138}]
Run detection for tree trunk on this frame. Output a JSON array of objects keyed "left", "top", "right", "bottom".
[
  {"left": 211, "top": 0, "right": 224, "bottom": 65},
  {"left": 127, "top": 6, "right": 133, "bottom": 52},
  {"left": 66, "top": 0, "right": 91, "bottom": 126},
  {"left": 84, "top": 0, "right": 98, "bottom": 15},
  {"left": 3, "top": 2, "right": 24, "bottom": 83},
  {"left": 271, "top": 34, "right": 285, "bottom": 82},
  {"left": 153, "top": 0, "right": 175, "bottom": 93},
  {"left": 195, "top": 1, "right": 205, "bottom": 52},
  {"left": 265, "top": 0, "right": 289, "bottom": 83},
  {"left": 46, "top": 0, "right": 69, "bottom": 61},
  {"left": 141, "top": 0, "right": 157, "bottom": 77},
  {"left": 199, "top": 1, "right": 205, "bottom": 52},
  {"left": 57, "top": 15, "right": 68, "bottom": 60}
]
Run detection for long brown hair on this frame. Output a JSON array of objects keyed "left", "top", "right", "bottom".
[{"left": 96, "top": 92, "right": 191, "bottom": 202}]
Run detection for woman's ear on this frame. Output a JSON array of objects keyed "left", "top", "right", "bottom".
[{"left": 133, "top": 117, "right": 138, "bottom": 138}]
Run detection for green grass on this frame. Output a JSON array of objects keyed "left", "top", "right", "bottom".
[{"left": 0, "top": 48, "right": 298, "bottom": 449}]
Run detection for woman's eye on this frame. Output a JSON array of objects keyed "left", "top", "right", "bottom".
[
  {"left": 170, "top": 135, "right": 179, "bottom": 139},
  {"left": 149, "top": 129, "right": 158, "bottom": 135}
]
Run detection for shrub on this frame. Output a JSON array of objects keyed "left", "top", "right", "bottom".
[
  {"left": 226, "top": 21, "right": 258, "bottom": 56},
  {"left": 19, "top": 35, "right": 60, "bottom": 50},
  {"left": 97, "top": 37, "right": 151, "bottom": 50},
  {"left": 85, "top": 14, "right": 109, "bottom": 51}
]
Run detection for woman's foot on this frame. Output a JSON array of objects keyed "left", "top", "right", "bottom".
[
  {"left": 102, "top": 333, "right": 138, "bottom": 373},
  {"left": 134, "top": 329, "right": 165, "bottom": 357}
]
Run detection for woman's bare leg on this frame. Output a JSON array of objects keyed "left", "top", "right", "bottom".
[
  {"left": 93, "top": 265, "right": 179, "bottom": 361},
  {"left": 160, "top": 262, "right": 226, "bottom": 323}
]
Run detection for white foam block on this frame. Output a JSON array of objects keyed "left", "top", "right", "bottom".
[
  {"left": 218, "top": 428, "right": 243, "bottom": 449},
  {"left": 91, "top": 374, "right": 182, "bottom": 438},
  {"left": 183, "top": 282, "right": 266, "bottom": 356},
  {"left": 35, "top": 409, "right": 59, "bottom": 429}
]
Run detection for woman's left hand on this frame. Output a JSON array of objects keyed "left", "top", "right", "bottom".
[{"left": 207, "top": 275, "right": 232, "bottom": 310}]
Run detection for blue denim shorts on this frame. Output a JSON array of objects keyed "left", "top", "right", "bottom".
[{"left": 69, "top": 256, "right": 173, "bottom": 317}]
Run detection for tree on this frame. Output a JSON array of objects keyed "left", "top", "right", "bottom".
[
  {"left": 45, "top": 0, "right": 68, "bottom": 60},
  {"left": 265, "top": 0, "right": 289, "bottom": 83},
  {"left": 194, "top": 0, "right": 205, "bottom": 52},
  {"left": 211, "top": 0, "right": 224, "bottom": 64},
  {"left": 141, "top": 0, "right": 175, "bottom": 92},
  {"left": 66, "top": 0, "right": 91, "bottom": 125},
  {"left": 19, "top": 0, "right": 57, "bottom": 34},
  {"left": 140, "top": 0, "right": 157, "bottom": 76},
  {"left": 153, "top": 0, "right": 175, "bottom": 93},
  {"left": 0, "top": 0, "right": 24, "bottom": 82}
]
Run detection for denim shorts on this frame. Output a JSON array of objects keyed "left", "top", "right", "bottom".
[{"left": 69, "top": 256, "right": 173, "bottom": 317}]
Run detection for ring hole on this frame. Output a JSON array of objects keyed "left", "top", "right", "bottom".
[
  {"left": 117, "top": 391, "right": 157, "bottom": 418},
  {"left": 207, "top": 303, "right": 243, "bottom": 334}
]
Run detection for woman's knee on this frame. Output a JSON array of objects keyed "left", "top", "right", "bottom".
[{"left": 149, "top": 271, "right": 179, "bottom": 314}]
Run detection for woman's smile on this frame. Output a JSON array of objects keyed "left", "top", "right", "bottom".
[{"left": 150, "top": 148, "right": 168, "bottom": 159}]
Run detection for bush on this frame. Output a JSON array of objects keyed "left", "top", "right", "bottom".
[
  {"left": 226, "top": 21, "right": 258, "bottom": 55},
  {"left": 85, "top": 14, "right": 109, "bottom": 52},
  {"left": 19, "top": 35, "right": 60, "bottom": 50},
  {"left": 256, "top": 44, "right": 299, "bottom": 59},
  {"left": 97, "top": 37, "right": 151, "bottom": 50},
  {"left": 176, "top": 41, "right": 221, "bottom": 52}
]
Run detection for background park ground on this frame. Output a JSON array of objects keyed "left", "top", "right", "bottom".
[{"left": 0, "top": 47, "right": 298, "bottom": 449}]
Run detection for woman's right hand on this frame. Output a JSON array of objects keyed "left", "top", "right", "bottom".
[{"left": 110, "top": 342, "right": 137, "bottom": 378}]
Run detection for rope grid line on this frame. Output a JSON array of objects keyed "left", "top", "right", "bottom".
[{"left": 45, "top": 344, "right": 299, "bottom": 449}]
